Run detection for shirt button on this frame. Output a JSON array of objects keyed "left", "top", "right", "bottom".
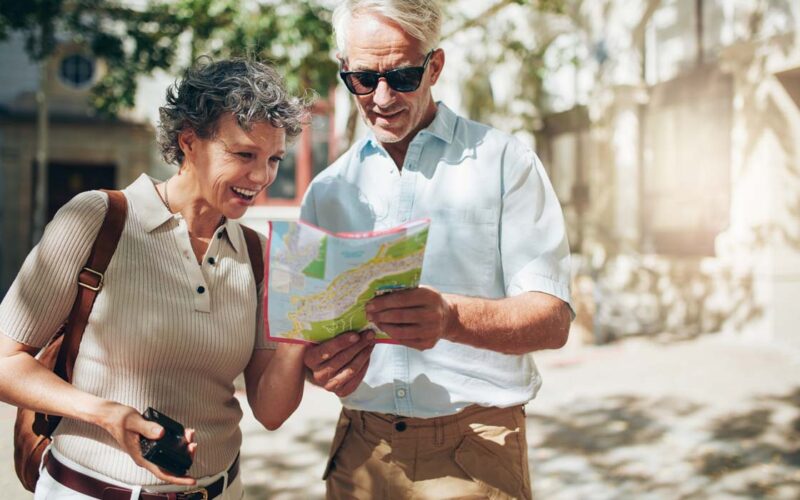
[
  {"left": 394, "top": 421, "right": 407, "bottom": 432},
  {"left": 197, "top": 286, "right": 205, "bottom": 294},
  {"left": 396, "top": 388, "right": 406, "bottom": 398},
  {"left": 217, "top": 232, "right": 224, "bottom": 239},
  {"left": 207, "top": 257, "right": 215, "bottom": 265}
]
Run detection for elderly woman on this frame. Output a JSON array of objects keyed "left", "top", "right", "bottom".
[{"left": 0, "top": 58, "right": 310, "bottom": 499}]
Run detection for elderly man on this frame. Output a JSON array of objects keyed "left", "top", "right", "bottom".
[{"left": 301, "top": 1, "right": 573, "bottom": 498}]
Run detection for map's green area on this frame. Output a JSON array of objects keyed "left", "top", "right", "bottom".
[
  {"left": 302, "top": 235, "right": 327, "bottom": 279},
  {"left": 382, "top": 228, "right": 428, "bottom": 259},
  {"left": 303, "top": 267, "right": 422, "bottom": 342},
  {"left": 271, "top": 218, "right": 430, "bottom": 343}
]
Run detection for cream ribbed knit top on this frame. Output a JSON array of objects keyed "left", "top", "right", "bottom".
[{"left": 0, "top": 174, "right": 272, "bottom": 485}]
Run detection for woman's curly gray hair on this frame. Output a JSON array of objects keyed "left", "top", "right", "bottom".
[{"left": 158, "top": 57, "right": 311, "bottom": 166}]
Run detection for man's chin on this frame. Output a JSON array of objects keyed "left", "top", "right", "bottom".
[{"left": 372, "top": 128, "right": 406, "bottom": 144}]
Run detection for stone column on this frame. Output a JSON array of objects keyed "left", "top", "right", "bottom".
[
  {"left": 610, "top": 84, "right": 648, "bottom": 254},
  {"left": 718, "top": 41, "right": 800, "bottom": 350}
]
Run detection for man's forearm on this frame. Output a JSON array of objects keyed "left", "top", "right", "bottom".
[{"left": 443, "top": 292, "right": 571, "bottom": 355}]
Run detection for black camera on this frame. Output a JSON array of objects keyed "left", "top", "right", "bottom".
[{"left": 139, "top": 407, "right": 193, "bottom": 476}]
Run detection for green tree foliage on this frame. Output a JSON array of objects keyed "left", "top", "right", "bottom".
[
  {"left": 0, "top": 0, "right": 335, "bottom": 115},
  {"left": 0, "top": 0, "right": 63, "bottom": 59},
  {"left": 174, "top": 0, "right": 338, "bottom": 99},
  {"left": 439, "top": 0, "right": 569, "bottom": 132}
]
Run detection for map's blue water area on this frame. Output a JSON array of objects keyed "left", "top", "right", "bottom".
[{"left": 267, "top": 222, "right": 329, "bottom": 335}]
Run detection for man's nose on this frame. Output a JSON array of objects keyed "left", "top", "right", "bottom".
[{"left": 372, "top": 78, "right": 394, "bottom": 106}]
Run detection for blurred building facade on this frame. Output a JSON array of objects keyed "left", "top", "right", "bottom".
[
  {"left": 0, "top": 33, "right": 158, "bottom": 296},
  {"left": 0, "top": 31, "right": 337, "bottom": 296},
  {"left": 2, "top": 0, "right": 798, "bottom": 350},
  {"left": 432, "top": 0, "right": 800, "bottom": 348}
]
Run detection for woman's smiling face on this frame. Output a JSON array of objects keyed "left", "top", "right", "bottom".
[{"left": 180, "top": 113, "right": 286, "bottom": 220}]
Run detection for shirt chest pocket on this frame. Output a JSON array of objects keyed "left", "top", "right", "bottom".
[{"left": 421, "top": 207, "right": 498, "bottom": 289}]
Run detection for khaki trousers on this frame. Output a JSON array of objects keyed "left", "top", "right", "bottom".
[{"left": 324, "top": 405, "right": 532, "bottom": 499}]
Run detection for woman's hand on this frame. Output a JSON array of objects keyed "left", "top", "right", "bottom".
[
  {"left": 304, "top": 330, "right": 375, "bottom": 397},
  {"left": 0, "top": 337, "right": 197, "bottom": 484},
  {"left": 97, "top": 402, "right": 197, "bottom": 485}
]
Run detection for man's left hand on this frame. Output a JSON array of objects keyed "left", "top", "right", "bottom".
[{"left": 366, "top": 286, "right": 453, "bottom": 351}]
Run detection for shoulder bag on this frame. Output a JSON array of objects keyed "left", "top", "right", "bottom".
[{"left": 13, "top": 189, "right": 127, "bottom": 491}]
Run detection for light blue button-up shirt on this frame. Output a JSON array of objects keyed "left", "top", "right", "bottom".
[{"left": 300, "top": 103, "right": 572, "bottom": 417}]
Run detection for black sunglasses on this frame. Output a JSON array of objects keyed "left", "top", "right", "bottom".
[{"left": 339, "top": 50, "right": 435, "bottom": 95}]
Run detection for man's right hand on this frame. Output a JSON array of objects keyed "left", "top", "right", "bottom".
[{"left": 303, "top": 331, "right": 375, "bottom": 397}]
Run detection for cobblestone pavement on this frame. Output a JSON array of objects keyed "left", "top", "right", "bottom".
[{"left": 1, "top": 333, "right": 798, "bottom": 499}]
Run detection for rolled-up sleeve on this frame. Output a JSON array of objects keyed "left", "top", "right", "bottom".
[{"left": 500, "top": 146, "right": 574, "bottom": 316}]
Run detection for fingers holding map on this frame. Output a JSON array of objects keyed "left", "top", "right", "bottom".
[{"left": 266, "top": 219, "right": 430, "bottom": 344}]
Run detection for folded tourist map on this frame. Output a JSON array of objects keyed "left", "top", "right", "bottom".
[{"left": 265, "top": 219, "right": 430, "bottom": 344}]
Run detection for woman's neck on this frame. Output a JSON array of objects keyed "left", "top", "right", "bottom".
[
  {"left": 160, "top": 173, "right": 224, "bottom": 240},
  {"left": 158, "top": 173, "right": 225, "bottom": 263}
]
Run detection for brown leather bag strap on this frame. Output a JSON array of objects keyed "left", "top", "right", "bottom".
[
  {"left": 241, "top": 225, "right": 264, "bottom": 288},
  {"left": 53, "top": 190, "right": 127, "bottom": 383}
]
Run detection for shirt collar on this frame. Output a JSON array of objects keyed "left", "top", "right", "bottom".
[
  {"left": 126, "top": 174, "right": 172, "bottom": 233},
  {"left": 221, "top": 217, "right": 243, "bottom": 254},
  {"left": 420, "top": 101, "right": 457, "bottom": 144},
  {"left": 362, "top": 101, "right": 457, "bottom": 154},
  {"left": 125, "top": 173, "right": 242, "bottom": 254}
]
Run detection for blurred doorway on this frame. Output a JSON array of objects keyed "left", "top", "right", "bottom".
[{"left": 44, "top": 162, "right": 117, "bottom": 221}]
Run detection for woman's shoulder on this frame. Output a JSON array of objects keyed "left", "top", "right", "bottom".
[
  {"left": 231, "top": 222, "right": 267, "bottom": 262},
  {"left": 233, "top": 222, "right": 266, "bottom": 242},
  {"left": 48, "top": 190, "right": 110, "bottom": 234},
  {"left": 62, "top": 189, "right": 109, "bottom": 213}
]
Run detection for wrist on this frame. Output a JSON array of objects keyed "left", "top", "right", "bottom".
[
  {"left": 442, "top": 294, "right": 460, "bottom": 342},
  {"left": 85, "top": 398, "right": 124, "bottom": 432},
  {"left": 278, "top": 342, "right": 308, "bottom": 358}
]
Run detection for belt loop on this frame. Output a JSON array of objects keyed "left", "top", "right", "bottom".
[
  {"left": 128, "top": 485, "right": 141, "bottom": 500},
  {"left": 359, "top": 410, "right": 367, "bottom": 433},
  {"left": 40, "top": 442, "right": 53, "bottom": 473},
  {"left": 434, "top": 417, "right": 444, "bottom": 446},
  {"left": 222, "top": 469, "right": 229, "bottom": 492}
]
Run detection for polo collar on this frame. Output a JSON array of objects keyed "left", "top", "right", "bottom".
[
  {"left": 220, "top": 217, "right": 243, "bottom": 254},
  {"left": 125, "top": 173, "right": 242, "bottom": 254},
  {"left": 126, "top": 174, "right": 172, "bottom": 233}
]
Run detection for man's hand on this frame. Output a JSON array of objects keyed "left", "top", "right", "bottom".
[
  {"left": 304, "top": 331, "right": 374, "bottom": 397},
  {"left": 366, "top": 286, "right": 453, "bottom": 351}
]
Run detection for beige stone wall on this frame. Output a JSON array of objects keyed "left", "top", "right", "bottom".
[
  {"left": 717, "top": 35, "right": 800, "bottom": 347},
  {"left": 0, "top": 117, "right": 158, "bottom": 294},
  {"left": 540, "top": 35, "right": 800, "bottom": 348}
]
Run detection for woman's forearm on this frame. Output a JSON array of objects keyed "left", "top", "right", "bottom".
[
  {"left": 0, "top": 344, "right": 119, "bottom": 429},
  {"left": 246, "top": 344, "right": 307, "bottom": 430}
]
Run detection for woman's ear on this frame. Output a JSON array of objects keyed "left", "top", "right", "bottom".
[{"left": 177, "top": 129, "right": 196, "bottom": 161}]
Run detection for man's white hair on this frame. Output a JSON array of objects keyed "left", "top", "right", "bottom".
[{"left": 333, "top": 0, "right": 442, "bottom": 57}]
